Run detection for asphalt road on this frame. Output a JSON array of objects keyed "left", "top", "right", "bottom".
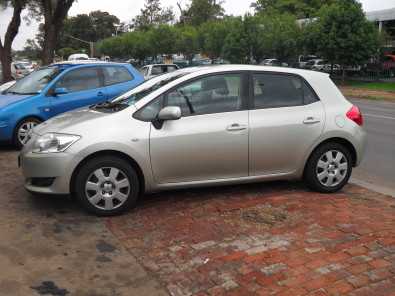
[{"left": 349, "top": 98, "right": 395, "bottom": 197}]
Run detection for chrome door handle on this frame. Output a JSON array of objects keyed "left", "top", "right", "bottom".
[
  {"left": 303, "top": 117, "right": 321, "bottom": 124},
  {"left": 226, "top": 123, "right": 247, "bottom": 131}
]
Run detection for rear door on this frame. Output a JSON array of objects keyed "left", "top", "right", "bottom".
[
  {"left": 249, "top": 72, "right": 325, "bottom": 176},
  {"left": 101, "top": 65, "right": 136, "bottom": 99},
  {"left": 48, "top": 66, "right": 107, "bottom": 116}
]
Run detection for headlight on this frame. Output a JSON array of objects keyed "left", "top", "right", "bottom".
[{"left": 32, "top": 133, "right": 80, "bottom": 153}]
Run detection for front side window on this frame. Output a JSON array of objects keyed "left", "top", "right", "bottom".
[
  {"left": 134, "top": 73, "right": 243, "bottom": 121},
  {"left": 151, "top": 66, "right": 164, "bottom": 75},
  {"left": 102, "top": 66, "right": 133, "bottom": 86},
  {"left": 165, "top": 74, "right": 243, "bottom": 116},
  {"left": 252, "top": 73, "right": 318, "bottom": 109},
  {"left": 56, "top": 67, "right": 101, "bottom": 93}
]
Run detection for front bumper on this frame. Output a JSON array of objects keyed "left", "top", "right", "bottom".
[{"left": 19, "top": 150, "right": 79, "bottom": 194}]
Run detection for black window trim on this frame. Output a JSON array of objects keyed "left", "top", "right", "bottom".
[
  {"left": 133, "top": 70, "right": 250, "bottom": 122},
  {"left": 101, "top": 65, "right": 134, "bottom": 87},
  {"left": 248, "top": 71, "right": 320, "bottom": 110}
]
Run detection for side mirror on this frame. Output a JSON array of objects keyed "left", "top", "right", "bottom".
[
  {"left": 153, "top": 106, "right": 181, "bottom": 129},
  {"left": 158, "top": 106, "right": 181, "bottom": 121},
  {"left": 53, "top": 87, "right": 68, "bottom": 96}
]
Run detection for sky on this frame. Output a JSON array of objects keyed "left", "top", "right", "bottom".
[{"left": 1, "top": 0, "right": 395, "bottom": 50}]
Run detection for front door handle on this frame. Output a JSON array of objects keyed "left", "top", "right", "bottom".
[
  {"left": 97, "top": 91, "right": 104, "bottom": 97},
  {"left": 303, "top": 117, "right": 321, "bottom": 124},
  {"left": 226, "top": 123, "right": 247, "bottom": 131}
]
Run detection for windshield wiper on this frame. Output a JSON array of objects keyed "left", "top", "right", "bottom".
[{"left": 92, "top": 100, "right": 128, "bottom": 109}]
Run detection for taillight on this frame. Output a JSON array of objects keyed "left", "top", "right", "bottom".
[{"left": 346, "top": 105, "right": 363, "bottom": 126}]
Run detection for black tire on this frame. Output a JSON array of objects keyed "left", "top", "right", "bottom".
[
  {"left": 304, "top": 142, "right": 352, "bottom": 193},
  {"left": 73, "top": 156, "right": 140, "bottom": 216},
  {"left": 14, "top": 117, "right": 42, "bottom": 149}
]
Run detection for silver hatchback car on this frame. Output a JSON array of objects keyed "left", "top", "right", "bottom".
[{"left": 20, "top": 65, "right": 366, "bottom": 216}]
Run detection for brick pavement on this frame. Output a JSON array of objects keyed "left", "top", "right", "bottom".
[{"left": 106, "top": 182, "right": 395, "bottom": 296}]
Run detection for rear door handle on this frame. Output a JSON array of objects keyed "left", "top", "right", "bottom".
[
  {"left": 97, "top": 91, "right": 104, "bottom": 97},
  {"left": 226, "top": 123, "right": 247, "bottom": 131},
  {"left": 303, "top": 117, "right": 321, "bottom": 124}
]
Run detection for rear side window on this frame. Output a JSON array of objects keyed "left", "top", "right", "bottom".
[
  {"left": 102, "top": 66, "right": 133, "bottom": 86},
  {"left": 252, "top": 73, "right": 318, "bottom": 109},
  {"left": 56, "top": 67, "right": 101, "bottom": 92}
]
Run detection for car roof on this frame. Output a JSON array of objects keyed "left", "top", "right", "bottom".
[
  {"left": 149, "top": 64, "right": 178, "bottom": 67},
  {"left": 177, "top": 64, "right": 329, "bottom": 78},
  {"left": 52, "top": 61, "right": 129, "bottom": 67}
]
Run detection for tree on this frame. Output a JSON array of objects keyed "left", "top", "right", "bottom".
[
  {"left": 252, "top": 0, "right": 337, "bottom": 19},
  {"left": 200, "top": 19, "right": 229, "bottom": 60},
  {"left": 222, "top": 18, "right": 249, "bottom": 64},
  {"left": 57, "top": 10, "right": 120, "bottom": 56},
  {"left": 0, "top": 0, "right": 28, "bottom": 82},
  {"left": 147, "top": 24, "right": 177, "bottom": 58},
  {"left": 175, "top": 26, "right": 199, "bottom": 63},
  {"left": 182, "top": 0, "right": 224, "bottom": 26},
  {"left": 306, "top": 0, "right": 380, "bottom": 80},
  {"left": 16, "top": 38, "right": 41, "bottom": 60},
  {"left": 28, "top": 0, "right": 76, "bottom": 65},
  {"left": 132, "top": 0, "right": 174, "bottom": 31}
]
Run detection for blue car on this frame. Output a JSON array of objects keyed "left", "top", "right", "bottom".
[{"left": 0, "top": 62, "right": 144, "bottom": 147}]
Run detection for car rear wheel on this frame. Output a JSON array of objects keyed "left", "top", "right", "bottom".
[
  {"left": 14, "top": 117, "right": 41, "bottom": 149},
  {"left": 304, "top": 142, "right": 352, "bottom": 193},
  {"left": 73, "top": 156, "right": 140, "bottom": 216}
]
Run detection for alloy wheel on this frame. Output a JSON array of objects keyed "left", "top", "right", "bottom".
[
  {"left": 316, "top": 150, "right": 348, "bottom": 187},
  {"left": 18, "top": 121, "right": 38, "bottom": 145},
  {"left": 85, "top": 167, "right": 131, "bottom": 211}
]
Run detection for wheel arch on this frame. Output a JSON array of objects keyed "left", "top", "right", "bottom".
[
  {"left": 69, "top": 150, "right": 146, "bottom": 196},
  {"left": 305, "top": 137, "right": 357, "bottom": 173},
  {"left": 13, "top": 115, "right": 45, "bottom": 143}
]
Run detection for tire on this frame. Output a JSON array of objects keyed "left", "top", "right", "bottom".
[
  {"left": 73, "top": 156, "right": 140, "bottom": 216},
  {"left": 304, "top": 142, "right": 352, "bottom": 193},
  {"left": 14, "top": 117, "right": 42, "bottom": 149}
]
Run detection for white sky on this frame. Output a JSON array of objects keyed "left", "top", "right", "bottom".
[{"left": 1, "top": 0, "right": 394, "bottom": 50}]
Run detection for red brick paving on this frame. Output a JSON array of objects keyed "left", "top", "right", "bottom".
[{"left": 106, "top": 182, "right": 395, "bottom": 295}]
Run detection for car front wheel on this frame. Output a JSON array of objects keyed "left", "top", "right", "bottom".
[
  {"left": 14, "top": 117, "right": 42, "bottom": 149},
  {"left": 304, "top": 143, "right": 352, "bottom": 193},
  {"left": 73, "top": 156, "right": 140, "bottom": 216}
]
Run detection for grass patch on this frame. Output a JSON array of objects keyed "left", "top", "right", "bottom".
[{"left": 337, "top": 80, "right": 395, "bottom": 92}]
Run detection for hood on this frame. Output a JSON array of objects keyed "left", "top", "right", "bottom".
[
  {"left": 0, "top": 93, "right": 32, "bottom": 109},
  {"left": 34, "top": 108, "right": 112, "bottom": 135}
]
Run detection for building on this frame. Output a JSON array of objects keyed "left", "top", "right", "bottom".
[{"left": 366, "top": 8, "right": 395, "bottom": 50}]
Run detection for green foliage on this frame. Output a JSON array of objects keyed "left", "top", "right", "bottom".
[
  {"left": 200, "top": 20, "right": 229, "bottom": 59},
  {"left": 305, "top": 0, "right": 380, "bottom": 67},
  {"left": 175, "top": 26, "right": 199, "bottom": 61},
  {"left": 252, "top": 0, "right": 338, "bottom": 19},
  {"left": 222, "top": 18, "right": 249, "bottom": 64},
  {"left": 182, "top": 0, "right": 224, "bottom": 26},
  {"left": 132, "top": 0, "right": 174, "bottom": 30}
]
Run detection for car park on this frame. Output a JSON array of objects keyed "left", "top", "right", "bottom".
[
  {"left": 19, "top": 65, "right": 366, "bottom": 216},
  {"left": 140, "top": 64, "right": 179, "bottom": 80},
  {"left": 0, "top": 61, "right": 144, "bottom": 148}
]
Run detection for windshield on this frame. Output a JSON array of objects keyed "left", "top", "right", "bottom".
[{"left": 6, "top": 66, "right": 61, "bottom": 95}]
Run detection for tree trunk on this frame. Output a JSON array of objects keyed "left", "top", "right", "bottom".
[
  {"left": 0, "top": 1, "right": 24, "bottom": 83},
  {"left": 41, "top": 24, "right": 57, "bottom": 65},
  {"left": 0, "top": 46, "right": 13, "bottom": 83}
]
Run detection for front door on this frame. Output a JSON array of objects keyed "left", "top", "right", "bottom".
[
  {"left": 149, "top": 73, "right": 249, "bottom": 184},
  {"left": 49, "top": 67, "right": 107, "bottom": 116},
  {"left": 249, "top": 72, "right": 325, "bottom": 176}
]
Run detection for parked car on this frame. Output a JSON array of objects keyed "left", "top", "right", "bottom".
[
  {"left": 68, "top": 53, "right": 90, "bottom": 61},
  {"left": 19, "top": 65, "right": 366, "bottom": 216},
  {"left": 0, "top": 61, "right": 144, "bottom": 148},
  {"left": 297, "top": 55, "right": 318, "bottom": 69},
  {"left": 261, "top": 59, "right": 288, "bottom": 67},
  {"left": 11, "top": 62, "right": 31, "bottom": 79},
  {"left": 140, "top": 64, "right": 179, "bottom": 80}
]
